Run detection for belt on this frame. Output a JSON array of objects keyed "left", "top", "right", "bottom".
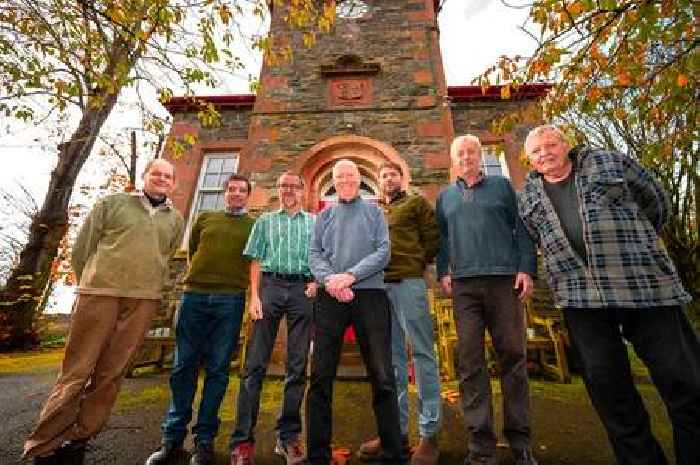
[
  {"left": 384, "top": 278, "right": 403, "bottom": 283},
  {"left": 263, "top": 272, "right": 311, "bottom": 283}
]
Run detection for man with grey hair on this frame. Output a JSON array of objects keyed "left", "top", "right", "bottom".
[
  {"left": 306, "top": 159, "right": 405, "bottom": 465},
  {"left": 436, "top": 135, "right": 537, "bottom": 465},
  {"left": 520, "top": 124, "right": 700, "bottom": 465},
  {"left": 24, "top": 159, "right": 184, "bottom": 465}
]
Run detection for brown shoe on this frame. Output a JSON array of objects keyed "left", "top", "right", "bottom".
[
  {"left": 410, "top": 437, "right": 439, "bottom": 465},
  {"left": 358, "top": 437, "right": 381, "bottom": 459},
  {"left": 358, "top": 436, "right": 410, "bottom": 461}
]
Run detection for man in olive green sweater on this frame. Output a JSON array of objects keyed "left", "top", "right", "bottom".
[
  {"left": 359, "top": 161, "right": 442, "bottom": 465},
  {"left": 24, "top": 159, "right": 184, "bottom": 465},
  {"left": 146, "top": 174, "right": 255, "bottom": 465}
]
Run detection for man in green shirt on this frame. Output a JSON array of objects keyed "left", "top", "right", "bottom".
[
  {"left": 359, "top": 161, "right": 442, "bottom": 465},
  {"left": 229, "top": 172, "right": 316, "bottom": 465},
  {"left": 147, "top": 174, "right": 255, "bottom": 465},
  {"left": 24, "top": 159, "right": 184, "bottom": 465}
]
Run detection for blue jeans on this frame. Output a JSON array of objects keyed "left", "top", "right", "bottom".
[
  {"left": 386, "top": 278, "right": 442, "bottom": 439},
  {"left": 161, "top": 291, "right": 245, "bottom": 445}
]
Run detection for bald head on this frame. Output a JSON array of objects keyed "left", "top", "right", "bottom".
[{"left": 143, "top": 159, "right": 176, "bottom": 199}]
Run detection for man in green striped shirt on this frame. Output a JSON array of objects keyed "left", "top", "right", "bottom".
[{"left": 230, "top": 172, "right": 316, "bottom": 465}]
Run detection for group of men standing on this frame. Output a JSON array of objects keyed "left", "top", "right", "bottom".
[{"left": 22, "top": 124, "right": 699, "bottom": 465}]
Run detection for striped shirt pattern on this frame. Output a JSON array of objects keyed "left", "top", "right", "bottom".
[
  {"left": 243, "top": 209, "right": 315, "bottom": 276},
  {"left": 518, "top": 145, "right": 690, "bottom": 309}
]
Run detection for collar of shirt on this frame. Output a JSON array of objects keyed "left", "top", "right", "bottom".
[
  {"left": 226, "top": 207, "right": 248, "bottom": 217},
  {"left": 130, "top": 190, "right": 174, "bottom": 211},
  {"left": 379, "top": 190, "right": 406, "bottom": 206},
  {"left": 338, "top": 196, "right": 360, "bottom": 205},
  {"left": 457, "top": 173, "right": 484, "bottom": 190},
  {"left": 275, "top": 208, "right": 308, "bottom": 219}
]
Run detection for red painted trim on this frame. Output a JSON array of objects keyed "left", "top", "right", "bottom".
[
  {"left": 448, "top": 83, "right": 552, "bottom": 102},
  {"left": 163, "top": 94, "right": 255, "bottom": 112}
]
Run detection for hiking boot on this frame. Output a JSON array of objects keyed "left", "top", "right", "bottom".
[
  {"left": 190, "top": 442, "right": 215, "bottom": 465},
  {"left": 230, "top": 441, "right": 255, "bottom": 465},
  {"left": 410, "top": 437, "right": 439, "bottom": 465},
  {"left": 145, "top": 442, "right": 183, "bottom": 465},
  {"left": 358, "top": 436, "right": 410, "bottom": 461},
  {"left": 274, "top": 437, "right": 305, "bottom": 465},
  {"left": 514, "top": 448, "right": 538, "bottom": 465}
]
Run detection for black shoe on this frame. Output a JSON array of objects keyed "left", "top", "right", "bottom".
[
  {"left": 33, "top": 454, "right": 57, "bottom": 465},
  {"left": 190, "top": 442, "right": 214, "bottom": 465},
  {"left": 145, "top": 442, "right": 184, "bottom": 465},
  {"left": 55, "top": 440, "right": 87, "bottom": 465}
]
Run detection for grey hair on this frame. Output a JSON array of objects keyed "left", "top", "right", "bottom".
[
  {"left": 332, "top": 159, "right": 360, "bottom": 178},
  {"left": 524, "top": 124, "right": 567, "bottom": 150},
  {"left": 450, "top": 135, "right": 482, "bottom": 164}
]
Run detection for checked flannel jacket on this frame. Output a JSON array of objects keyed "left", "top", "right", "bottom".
[{"left": 518, "top": 145, "right": 690, "bottom": 309}]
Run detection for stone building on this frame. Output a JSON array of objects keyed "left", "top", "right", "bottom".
[{"left": 157, "top": 0, "right": 548, "bottom": 377}]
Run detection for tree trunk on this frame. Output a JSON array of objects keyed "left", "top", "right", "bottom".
[{"left": 0, "top": 93, "right": 119, "bottom": 351}]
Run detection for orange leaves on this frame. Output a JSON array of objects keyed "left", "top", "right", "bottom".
[{"left": 616, "top": 68, "right": 633, "bottom": 87}]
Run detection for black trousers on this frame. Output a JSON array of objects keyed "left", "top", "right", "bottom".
[
  {"left": 229, "top": 276, "right": 313, "bottom": 447},
  {"left": 306, "top": 289, "right": 404, "bottom": 465},
  {"left": 563, "top": 306, "right": 700, "bottom": 465}
]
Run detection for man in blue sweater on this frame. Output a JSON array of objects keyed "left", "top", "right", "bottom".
[
  {"left": 436, "top": 135, "right": 537, "bottom": 465},
  {"left": 307, "top": 159, "right": 404, "bottom": 465}
]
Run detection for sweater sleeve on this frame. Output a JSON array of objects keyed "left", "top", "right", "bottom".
[
  {"left": 72, "top": 197, "right": 106, "bottom": 282},
  {"left": 188, "top": 213, "right": 204, "bottom": 261},
  {"left": 619, "top": 152, "right": 669, "bottom": 232},
  {"left": 506, "top": 181, "right": 536, "bottom": 276},
  {"left": 435, "top": 192, "right": 450, "bottom": 278},
  {"left": 417, "top": 196, "right": 440, "bottom": 264},
  {"left": 309, "top": 211, "right": 335, "bottom": 283},
  {"left": 346, "top": 208, "right": 390, "bottom": 282}
]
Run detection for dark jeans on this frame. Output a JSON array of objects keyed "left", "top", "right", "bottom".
[
  {"left": 563, "top": 306, "right": 700, "bottom": 465},
  {"left": 306, "top": 289, "right": 404, "bottom": 465},
  {"left": 229, "top": 276, "right": 313, "bottom": 447},
  {"left": 162, "top": 291, "right": 245, "bottom": 445},
  {"left": 452, "top": 276, "right": 531, "bottom": 455}
]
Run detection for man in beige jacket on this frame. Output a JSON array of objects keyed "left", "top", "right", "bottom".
[{"left": 23, "top": 159, "right": 184, "bottom": 465}]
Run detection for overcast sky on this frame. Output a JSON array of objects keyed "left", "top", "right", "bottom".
[{"left": 0, "top": 0, "right": 534, "bottom": 311}]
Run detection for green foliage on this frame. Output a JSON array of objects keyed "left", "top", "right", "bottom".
[{"left": 480, "top": 0, "right": 698, "bottom": 300}]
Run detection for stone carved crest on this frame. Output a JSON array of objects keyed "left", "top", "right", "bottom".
[{"left": 329, "top": 78, "right": 372, "bottom": 107}]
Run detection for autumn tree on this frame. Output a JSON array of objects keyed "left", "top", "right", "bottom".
[
  {"left": 0, "top": 0, "right": 332, "bottom": 350},
  {"left": 480, "top": 0, "right": 699, "bottom": 308}
]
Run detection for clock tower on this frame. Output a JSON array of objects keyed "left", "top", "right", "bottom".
[{"left": 241, "top": 0, "right": 452, "bottom": 207}]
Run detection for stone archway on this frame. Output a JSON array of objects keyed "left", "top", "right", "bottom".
[{"left": 293, "top": 135, "right": 410, "bottom": 211}]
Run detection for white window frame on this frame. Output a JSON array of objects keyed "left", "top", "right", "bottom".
[
  {"left": 182, "top": 152, "right": 239, "bottom": 247},
  {"left": 481, "top": 144, "right": 510, "bottom": 179}
]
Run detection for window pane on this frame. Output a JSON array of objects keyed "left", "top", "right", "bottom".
[
  {"left": 216, "top": 192, "right": 226, "bottom": 210},
  {"left": 222, "top": 157, "right": 237, "bottom": 172},
  {"left": 199, "top": 192, "right": 217, "bottom": 211},
  {"left": 203, "top": 174, "right": 219, "bottom": 188},
  {"left": 206, "top": 157, "right": 223, "bottom": 174}
]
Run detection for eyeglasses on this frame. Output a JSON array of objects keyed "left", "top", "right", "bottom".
[{"left": 278, "top": 184, "right": 302, "bottom": 190}]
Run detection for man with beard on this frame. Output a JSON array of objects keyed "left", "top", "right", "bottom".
[{"left": 358, "top": 161, "right": 442, "bottom": 465}]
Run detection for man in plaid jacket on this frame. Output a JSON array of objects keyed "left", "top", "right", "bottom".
[{"left": 519, "top": 124, "right": 700, "bottom": 465}]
